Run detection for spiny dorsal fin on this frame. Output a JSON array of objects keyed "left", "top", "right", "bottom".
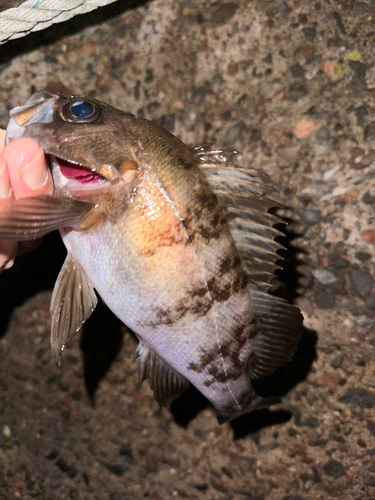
[
  {"left": 50, "top": 252, "right": 98, "bottom": 364},
  {"left": 249, "top": 289, "right": 302, "bottom": 379},
  {"left": 133, "top": 342, "right": 190, "bottom": 407},
  {"left": 196, "top": 146, "right": 285, "bottom": 293}
]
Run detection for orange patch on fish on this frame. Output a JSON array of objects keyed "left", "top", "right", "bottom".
[{"left": 136, "top": 180, "right": 185, "bottom": 257}]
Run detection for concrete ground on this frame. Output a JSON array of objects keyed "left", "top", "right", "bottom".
[{"left": 0, "top": 0, "right": 374, "bottom": 498}]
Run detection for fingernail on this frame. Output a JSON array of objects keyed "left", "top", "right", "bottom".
[
  {"left": 3, "top": 258, "right": 14, "bottom": 271},
  {"left": 0, "top": 157, "right": 12, "bottom": 199},
  {"left": 20, "top": 149, "right": 48, "bottom": 190}
]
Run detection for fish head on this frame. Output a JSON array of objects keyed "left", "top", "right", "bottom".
[{"left": 6, "top": 90, "right": 140, "bottom": 199}]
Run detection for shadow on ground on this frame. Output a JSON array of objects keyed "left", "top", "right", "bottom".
[
  {"left": 81, "top": 303, "right": 124, "bottom": 401},
  {"left": 0, "top": 231, "right": 66, "bottom": 338}
]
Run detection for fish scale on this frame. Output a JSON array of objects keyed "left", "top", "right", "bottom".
[{"left": 0, "top": 91, "right": 303, "bottom": 422}]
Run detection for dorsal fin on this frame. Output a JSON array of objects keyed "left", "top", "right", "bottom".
[
  {"left": 133, "top": 342, "right": 190, "bottom": 407},
  {"left": 196, "top": 146, "right": 303, "bottom": 379},
  {"left": 195, "top": 145, "right": 285, "bottom": 293}
]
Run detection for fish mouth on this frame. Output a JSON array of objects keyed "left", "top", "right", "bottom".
[{"left": 55, "top": 157, "right": 106, "bottom": 184}]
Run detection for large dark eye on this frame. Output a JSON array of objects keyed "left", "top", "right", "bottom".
[{"left": 60, "top": 99, "right": 101, "bottom": 123}]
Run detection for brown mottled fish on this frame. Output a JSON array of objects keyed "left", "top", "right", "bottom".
[{"left": 1, "top": 91, "right": 302, "bottom": 422}]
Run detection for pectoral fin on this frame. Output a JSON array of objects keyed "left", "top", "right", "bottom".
[
  {"left": 50, "top": 252, "right": 98, "bottom": 364},
  {"left": 133, "top": 342, "right": 190, "bottom": 407},
  {"left": 0, "top": 195, "right": 96, "bottom": 240}
]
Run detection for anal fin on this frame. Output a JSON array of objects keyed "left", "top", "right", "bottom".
[
  {"left": 50, "top": 252, "right": 98, "bottom": 364},
  {"left": 133, "top": 342, "right": 190, "bottom": 407},
  {"left": 249, "top": 289, "right": 303, "bottom": 380}
]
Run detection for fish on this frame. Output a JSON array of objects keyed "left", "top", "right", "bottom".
[{"left": 0, "top": 91, "right": 303, "bottom": 423}]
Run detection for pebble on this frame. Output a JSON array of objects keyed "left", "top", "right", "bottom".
[
  {"left": 312, "top": 269, "right": 337, "bottom": 285},
  {"left": 55, "top": 458, "right": 78, "bottom": 478},
  {"left": 332, "top": 257, "right": 350, "bottom": 269},
  {"left": 349, "top": 61, "right": 367, "bottom": 94},
  {"left": 290, "top": 63, "right": 305, "bottom": 78},
  {"left": 263, "top": 53, "right": 272, "bottom": 64},
  {"left": 2, "top": 425, "right": 11, "bottom": 438},
  {"left": 277, "top": 2, "right": 291, "bottom": 16},
  {"left": 302, "top": 27, "right": 316, "bottom": 42},
  {"left": 323, "top": 60, "right": 337, "bottom": 76},
  {"left": 361, "top": 190, "right": 375, "bottom": 204},
  {"left": 365, "top": 295, "right": 375, "bottom": 311},
  {"left": 316, "top": 372, "right": 341, "bottom": 389},
  {"left": 323, "top": 459, "right": 345, "bottom": 478},
  {"left": 297, "top": 297, "right": 314, "bottom": 316},
  {"left": 288, "top": 82, "right": 308, "bottom": 101},
  {"left": 296, "top": 265, "right": 314, "bottom": 289},
  {"left": 211, "top": 2, "right": 239, "bottom": 24},
  {"left": 349, "top": 270, "right": 373, "bottom": 296},
  {"left": 292, "top": 119, "right": 318, "bottom": 139},
  {"left": 298, "top": 208, "right": 321, "bottom": 225},
  {"left": 355, "top": 251, "right": 371, "bottom": 262},
  {"left": 103, "top": 463, "right": 127, "bottom": 477},
  {"left": 312, "top": 466, "right": 322, "bottom": 483},
  {"left": 223, "top": 122, "right": 243, "bottom": 146},
  {"left": 350, "top": 147, "right": 375, "bottom": 169},
  {"left": 367, "top": 421, "right": 375, "bottom": 437},
  {"left": 333, "top": 11, "right": 346, "bottom": 35},
  {"left": 46, "top": 450, "right": 59, "bottom": 461},
  {"left": 361, "top": 229, "right": 375, "bottom": 245},
  {"left": 296, "top": 416, "right": 319, "bottom": 428},
  {"left": 354, "top": 314, "right": 375, "bottom": 330},
  {"left": 355, "top": 105, "right": 368, "bottom": 126},
  {"left": 314, "top": 291, "right": 335, "bottom": 309},
  {"left": 330, "top": 353, "right": 344, "bottom": 369},
  {"left": 316, "top": 126, "right": 330, "bottom": 142},
  {"left": 364, "top": 123, "right": 375, "bottom": 142},
  {"left": 119, "top": 444, "right": 134, "bottom": 463},
  {"left": 340, "top": 388, "right": 375, "bottom": 409},
  {"left": 194, "top": 483, "right": 208, "bottom": 491},
  {"left": 295, "top": 43, "right": 315, "bottom": 62}
]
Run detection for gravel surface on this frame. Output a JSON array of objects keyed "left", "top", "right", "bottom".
[{"left": 0, "top": 1, "right": 374, "bottom": 499}]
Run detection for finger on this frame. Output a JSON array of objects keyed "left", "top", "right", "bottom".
[
  {"left": 0, "top": 129, "right": 5, "bottom": 155},
  {"left": 0, "top": 153, "right": 18, "bottom": 269},
  {"left": 2, "top": 137, "right": 53, "bottom": 199}
]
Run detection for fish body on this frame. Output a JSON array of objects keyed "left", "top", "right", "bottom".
[{"left": 1, "top": 91, "right": 302, "bottom": 422}]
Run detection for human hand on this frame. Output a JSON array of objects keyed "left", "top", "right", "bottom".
[{"left": 0, "top": 129, "right": 54, "bottom": 271}]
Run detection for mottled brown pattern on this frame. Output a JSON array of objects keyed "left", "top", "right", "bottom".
[
  {"left": 217, "top": 252, "right": 242, "bottom": 275},
  {"left": 188, "top": 319, "right": 252, "bottom": 387},
  {"left": 207, "top": 270, "right": 248, "bottom": 303},
  {"left": 144, "top": 284, "right": 213, "bottom": 327},
  {"left": 182, "top": 185, "right": 227, "bottom": 243}
]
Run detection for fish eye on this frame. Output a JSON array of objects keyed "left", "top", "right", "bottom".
[{"left": 60, "top": 99, "right": 101, "bottom": 123}]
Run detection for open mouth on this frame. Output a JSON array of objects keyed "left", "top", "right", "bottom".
[{"left": 56, "top": 157, "right": 106, "bottom": 184}]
